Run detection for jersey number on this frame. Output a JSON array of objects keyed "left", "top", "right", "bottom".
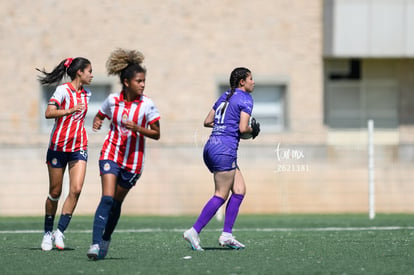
[{"left": 214, "top": 102, "right": 228, "bottom": 124}]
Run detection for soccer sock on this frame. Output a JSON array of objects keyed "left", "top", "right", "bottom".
[
  {"left": 92, "top": 196, "right": 113, "bottom": 245},
  {"left": 102, "top": 199, "right": 122, "bottom": 241},
  {"left": 44, "top": 215, "right": 55, "bottom": 233},
  {"left": 57, "top": 214, "right": 72, "bottom": 233},
  {"left": 223, "top": 194, "right": 245, "bottom": 234},
  {"left": 193, "top": 195, "right": 225, "bottom": 234}
]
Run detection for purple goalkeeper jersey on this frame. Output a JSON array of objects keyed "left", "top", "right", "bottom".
[
  {"left": 203, "top": 88, "right": 253, "bottom": 172},
  {"left": 210, "top": 88, "right": 253, "bottom": 144}
]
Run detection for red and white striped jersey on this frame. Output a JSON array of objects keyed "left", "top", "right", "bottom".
[
  {"left": 48, "top": 82, "right": 90, "bottom": 152},
  {"left": 98, "top": 91, "right": 160, "bottom": 174}
]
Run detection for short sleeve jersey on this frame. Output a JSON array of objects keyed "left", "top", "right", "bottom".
[
  {"left": 211, "top": 88, "right": 253, "bottom": 140},
  {"left": 98, "top": 91, "right": 160, "bottom": 174},
  {"left": 48, "top": 82, "right": 91, "bottom": 152}
]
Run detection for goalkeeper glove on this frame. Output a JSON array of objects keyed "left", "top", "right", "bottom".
[{"left": 251, "top": 117, "right": 260, "bottom": 139}]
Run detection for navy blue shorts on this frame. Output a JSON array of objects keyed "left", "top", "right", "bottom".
[
  {"left": 99, "top": 160, "right": 141, "bottom": 189},
  {"left": 46, "top": 149, "right": 88, "bottom": 168},
  {"left": 203, "top": 142, "right": 238, "bottom": 173}
]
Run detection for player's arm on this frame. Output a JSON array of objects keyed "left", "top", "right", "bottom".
[
  {"left": 204, "top": 109, "right": 215, "bottom": 128},
  {"left": 239, "top": 111, "right": 252, "bottom": 134},
  {"left": 127, "top": 120, "right": 160, "bottom": 140},
  {"left": 45, "top": 103, "right": 84, "bottom": 119},
  {"left": 92, "top": 112, "right": 106, "bottom": 132}
]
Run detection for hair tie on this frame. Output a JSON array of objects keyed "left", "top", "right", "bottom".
[{"left": 64, "top": 58, "right": 73, "bottom": 68}]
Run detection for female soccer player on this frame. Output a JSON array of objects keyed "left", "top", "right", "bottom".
[
  {"left": 183, "top": 67, "right": 260, "bottom": 251},
  {"left": 37, "top": 57, "right": 93, "bottom": 251},
  {"left": 87, "top": 49, "right": 161, "bottom": 260}
]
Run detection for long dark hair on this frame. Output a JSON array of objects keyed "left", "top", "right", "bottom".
[
  {"left": 36, "top": 57, "right": 91, "bottom": 85},
  {"left": 221, "top": 67, "right": 251, "bottom": 115}
]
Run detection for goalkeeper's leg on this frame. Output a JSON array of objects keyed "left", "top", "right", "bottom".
[{"left": 220, "top": 168, "right": 246, "bottom": 249}]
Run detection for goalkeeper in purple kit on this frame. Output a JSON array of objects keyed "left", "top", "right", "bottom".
[{"left": 183, "top": 67, "right": 260, "bottom": 251}]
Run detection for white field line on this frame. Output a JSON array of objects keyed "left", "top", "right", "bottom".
[{"left": 1, "top": 226, "right": 414, "bottom": 234}]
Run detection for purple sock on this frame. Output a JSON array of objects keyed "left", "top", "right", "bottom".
[
  {"left": 223, "top": 194, "right": 244, "bottom": 234},
  {"left": 193, "top": 195, "right": 225, "bottom": 233}
]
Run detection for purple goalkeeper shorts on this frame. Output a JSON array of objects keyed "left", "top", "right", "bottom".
[{"left": 203, "top": 137, "right": 238, "bottom": 173}]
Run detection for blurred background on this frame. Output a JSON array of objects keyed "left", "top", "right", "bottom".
[{"left": 1, "top": 0, "right": 414, "bottom": 216}]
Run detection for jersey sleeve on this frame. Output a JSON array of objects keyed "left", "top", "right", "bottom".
[
  {"left": 48, "top": 85, "right": 67, "bottom": 108},
  {"left": 98, "top": 94, "right": 113, "bottom": 120},
  {"left": 83, "top": 87, "right": 92, "bottom": 104},
  {"left": 146, "top": 98, "right": 160, "bottom": 124},
  {"left": 239, "top": 93, "right": 253, "bottom": 116}
]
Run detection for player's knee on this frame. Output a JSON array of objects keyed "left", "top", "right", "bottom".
[
  {"left": 49, "top": 186, "right": 62, "bottom": 198},
  {"left": 48, "top": 194, "right": 60, "bottom": 202},
  {"left": 71, "top": 186, "right": 83, "bottom": 196}
]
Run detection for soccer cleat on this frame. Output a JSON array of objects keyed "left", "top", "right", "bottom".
[
  {"left": 98, "top": 239, "right": 111, "bottom": 259},
  {"left": 183, "top": 228, "right": 204, "bottom": 251},
  {"left": 54, "top": 229, "right": 65, "bottom": 250},
  {"left": 219, "top": 234, "right": 245, "bottom": 250},
  {"left": 87, "top": 244, "right": 100, "bottom": 260},
  {"left": 41, "top": 231, "right": 53, "bottom": 251}
]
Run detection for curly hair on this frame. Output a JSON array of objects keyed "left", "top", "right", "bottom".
[{"left": 106, "top": 49, "right": 146, "bottom": 86}]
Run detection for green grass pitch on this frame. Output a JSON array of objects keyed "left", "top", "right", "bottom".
[{"left": 1, "top": 214, "right": 414, "bottom": 274}]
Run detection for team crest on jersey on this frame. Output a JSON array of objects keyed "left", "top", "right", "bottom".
[
  {"left": 122, "top": 114, "right": 128, "bottom": 123},
  {"left": 51, "top": 158, "right": 58, "bottom": 166},
  {"left": 104, "top": 162, "right": 111, "bottom": 172},
  {"left": 120, "top": 113, "right": 130, "bottom": 136}
]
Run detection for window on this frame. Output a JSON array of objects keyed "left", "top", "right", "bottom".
[
  {"left": 40, "top": 82, "right": 112, "bottom": 133},
  {"left": 218, "top": 83, "right": 288, "bottom": 132},
  {"left": 324, "top": 59, "right": 399, "bottom": 129}
]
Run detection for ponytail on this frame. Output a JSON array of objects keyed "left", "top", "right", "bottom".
[
  {"left": 221, "top": 88, "right": 236, "bottom": 116},
  {"left": 220, "top": 67, "right": 251, "bottom": 116},
  {"left": 37, "top": 57, "right": 91, "bottom": 85}
]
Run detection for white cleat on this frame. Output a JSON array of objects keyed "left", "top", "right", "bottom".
[
  {"left": 219, "top": 234, "right": 245, "bottom": 250},
  {"left": 41, "top": 231, "right": 53, "bottom": 251},
  {"left": 54, "top": 229, "right": 65, "bottom": 250},
  {"left": 87, "top": 244, "right": 100, "bottom": 261},
  {"left": 183, "top": 228, "right": 204, "bottom": 251}
]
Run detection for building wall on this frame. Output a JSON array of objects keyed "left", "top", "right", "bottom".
[
  {"left": 324, "top": 0, "right": 414, "bottom": 57},
  {"left": 1, "top": 0, "right": 414, "bottom": 216},
  {"left": 0, "top": 0, "right": 325, "bottom": 145}
]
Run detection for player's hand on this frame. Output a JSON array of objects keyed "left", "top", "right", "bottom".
[
  {"left": 251, "top": 117, "right": 260, "bottom": 139},
  {"left": 92, "top": 116, "right": 103, "bottom": 132},
  {"left": 123, "top": 120, "right": 139, "bottom": 132},
  {"left": 71, "top": 103, "right": 85, "bottom": 114}
]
